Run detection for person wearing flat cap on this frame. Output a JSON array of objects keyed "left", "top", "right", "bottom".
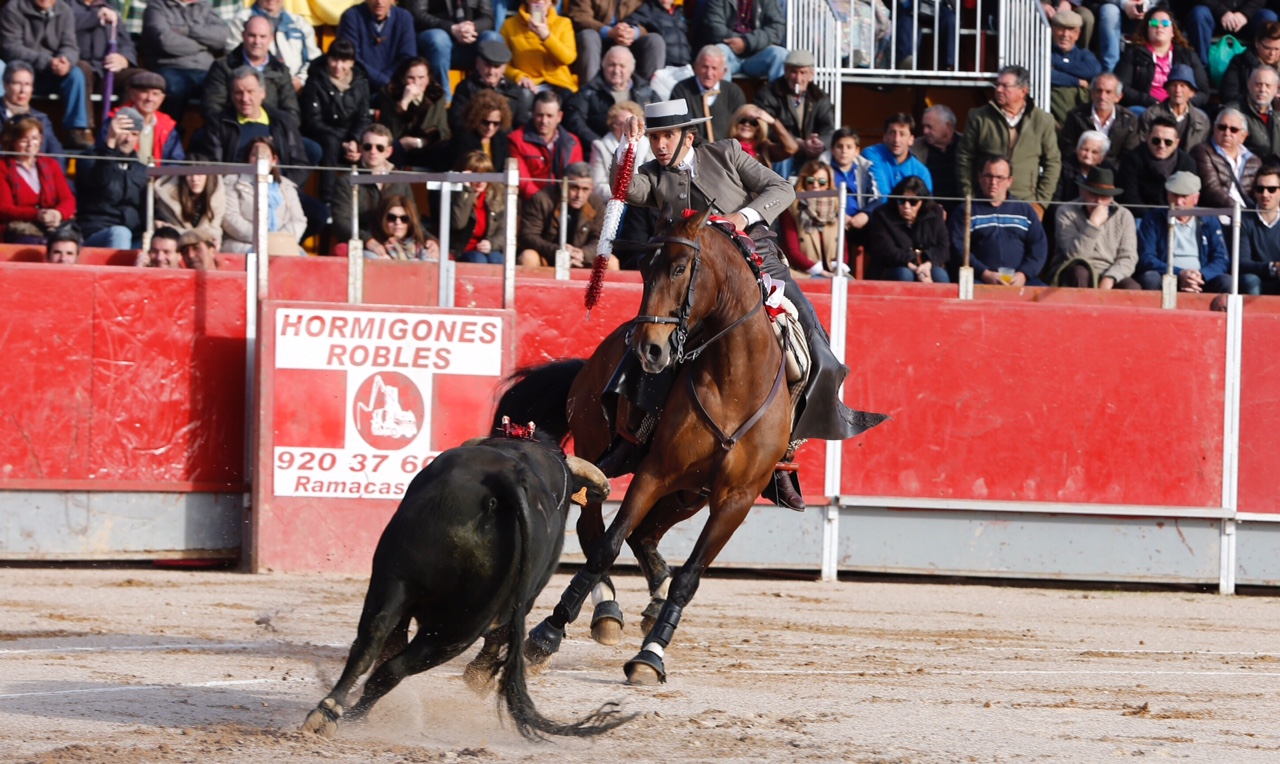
[
  {"left": 1048, "top": 9, "right": 1102, "bottom": 126},
  {"left": 450, "top": 38, "right": 534, "bottom": 133},
  {"left": 1137, "top": 63, "right": 1211, "bottom": 151},
  {"left": 98, "top": 69, "right": 186, "bottom": 165},
  {"left": 1050, "top": 166, "right": 1140, "bottom": 289},
  {"left": 752, "top": 49, "right": 834, "bottom": 176},
  {"left": 606, "top": 98, "right": 874, "bottom": 510},
  {"left": 1135, "top": 171, "right": 1231, "bottom": 293}
]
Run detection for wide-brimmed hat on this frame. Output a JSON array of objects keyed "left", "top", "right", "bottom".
[
  {"left": 1166, "top": 64, "right": 1198, "bottom": 91},
  {"left": 1080, "top": 167, "right": 1123, "bottom": 197},
  {"left": 643, "top": 99, "right": 711, "bottom": 132}
]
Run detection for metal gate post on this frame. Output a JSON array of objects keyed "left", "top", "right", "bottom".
[
  {"left": 822, "top": 273, "right": 849, "bottom": 581},
  {"left": 1219, "top": 205, "right": 1244, "bottom": 594}
]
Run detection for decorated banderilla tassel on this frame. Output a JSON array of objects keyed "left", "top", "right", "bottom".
[{"left": 585, "top": 138, "right": 638, "bottom": 317}]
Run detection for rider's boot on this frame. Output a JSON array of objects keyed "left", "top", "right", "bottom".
[
  {"left": 595, "top": 396, "right": 649, "bottom": 477},
  {"left": 762, "top": 442, "right": 806, "bottom": 511}
]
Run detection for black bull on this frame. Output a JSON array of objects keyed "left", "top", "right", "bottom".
[{"left": 301, "top": 436, "right": 633, "bottom": 740}]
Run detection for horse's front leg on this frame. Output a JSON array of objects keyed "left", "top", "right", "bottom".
[
  {"left": 524, "top": 471, "right": 670, "bottom": 667},
  {"left": 624, "top": 485, "right": 756, "bottom": 686}
]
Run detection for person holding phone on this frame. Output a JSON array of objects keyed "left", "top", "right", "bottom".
[{"left": 501, "top": 0, "right": 578, "bottom": 95}]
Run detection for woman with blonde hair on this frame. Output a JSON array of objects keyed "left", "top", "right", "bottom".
[
  {"left": 451, "top": 151, "right": 507, "bottom": 263},
  {"left": 728, "top": 104, "right": 799, "bottom": 166},
  {"left": 155, "top": 153, "right": 225, "bottom": 249},
  {"left": 777, "top": 160, "right": 846, "bottom": 277},
  {"left": 366, "top": 194, "right": 440, "bottom": 261}
]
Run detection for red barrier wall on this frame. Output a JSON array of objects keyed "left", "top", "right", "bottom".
[{"left": 1239, "top": 313, "right": 1280, "bottom": 515}]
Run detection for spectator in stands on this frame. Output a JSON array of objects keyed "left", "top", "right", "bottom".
[
  {"left": 864, "top": 175, "right": 949, "bottom": 283},
  {"left": 366, "top": 193, "right": 440, "bottom": 260},
  {"left": 518, "top": 161, "right": 608, "bottom": 267},
  {"left": 957, "top": 65, "right": 1061, "bottom": 217},
  {"left": 509, "top": 89, "right": 584, "bottom": 199},
  {"left": 565, "top": 46, "right": 653, "bottom": 147},
  {"left": 1239, "top": 165, "right": 1280, "bottom": 295},
  {"left": 864, "top": 113, "right": 933, "bottom": 202},
  {"left": 1050, "top": 167, "right": 1139, "bottom": 289},
  {"left": 1135, "top": 172, "right": 1230, "bottom": 292},
  {"left": 728, "top": 104, "right": 796, "bottom": 166},
  {"left": 137, "top": 225, "right": 183, "bottom": 267},
  {"left": 45, "top": 224, "right": 80, "bottom": 263},
  {"left": 198, "top": 67, "right": 310, "bottom": 187},
  {"left": 1230, "top": 66, "right": 1280, "bottom": 159},
  {"left": 1055, "top": 130, "right": 1111, "bottom": 203},
  {"left": 1048, "top": 9, "right": 1101, "bottom": 126},
  {"left": 338, "top": 0, "right": 416, "bottom": 93},
  {"left": 1137, "top": 64, "right": 1210, "bottom": 151},
  {"left": 623, "top": 0, "right": 690, "bottom": 69},
  {"left": 1060, "top": 73, "right": 1140, "bottom": 167},
  {"left": 777, "top": 160, "right": 848, "bottom": 278},
  {"left": 1192, "top": 107, "right": 1259, "bottom": 212},
  {"left": 450, "top": 150, "right": 507, "bottom": 262},
  {"left": 71, "top": 0, "right": 139, "bottom": 102},
  {"left": 202, "top": 15, "right": 300, "bottom": 121},
  {"left": 1185, "top": 1, "right": 1277, "bottom": 70},
  {"left": 99, "top": 70, "right": 185, "bottom": 164},
  {"left": 154, "top": 154, "right": 224, "bottom": 249},
  {"left": 829, "top": 127, "right": 877, "bottom": 244},
  {"left": 330, "top": 124, "right": 413, "bottom": 244},
  {"left": 406, "top": 0, "right": 500, "bottom": 105},
  {"left": 672, "top": 45, "right": 744, "bottom": 142},
  {"left": 753, "top": 50, "right": 834, "bottom": 176},
  {"left": 0, "top": 61, "right": 66, "bottom": 164},
  {"left": 230, "top": 0, "right": 322, "bottom": 91},
  {"left": 589, "top": 100, "right": 652, "bottom": 197},
  {"left": 301, "top": 39, "right": 373, "bottom": 200},
  {"left": 450, "top": 38, "right": 533, "bottom": 134},
  {"left": 501, "top": 0, "right": 579, "bottom": 95},
  {"left": 76, "top": 108, "right": 146, "bottom": 248},
  {"left": 1119, "top": 116, "right": 1196, "bottom": 210},
  {"left": 445, "top": 88, "right": 513, "bottom": 172},
  {"left": 143, "top": 0, "right": 231, "bottom": 120},
  {"left": 566, "top": 0, "right": 664, "bottom": 86},
  {"left": 910, "top": 105, "right": 960, "bottom": 209},
  {"left": 1114, "top": 8, "right": 1208, "bottom": 113},
  {"left": 1219, "top": 21, "right": 1280, "bottom": 109},
  {"left": 893, "top": 0, "right": 958, "bottom": 71},
  {"left": 221, "top": 136, "right": 307, "bottom": 254},
  {"left": 0, "top": 0, "right": 95, "bottom": 147},
  {"left": 950, "top": 156, "right": 1048, "bottom": 286},
  {"left": 178, "top": 228, "right": 218, "bottom": 269},
  {"left": 380, "top": 57, "right": 451, "bottom": 168},
  {"left": 0, "top": 116, "right": 74, "bottom": 243},
  {"left": 1096, "top": 0, "right": 1147, "bottom": 73},
  {"left": 701, "top": 0, "right": 786, "bottom": 82}
]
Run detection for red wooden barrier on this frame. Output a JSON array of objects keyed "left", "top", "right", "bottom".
[{"left": 1238, "top": 313, "right": 1280, "bottom": 515}]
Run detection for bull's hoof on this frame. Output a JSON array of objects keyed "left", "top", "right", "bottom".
[
  {"left": 301, "top": 698, "right": 343, "bottom": 738},
  {"left": 462, "top": 655, "right": 499, "bottom": 697},
  {"left": 640, "top": 598, "right": 664, "bottom": 636},
  {"left": 523, "top": 619, "right": 563, "bottom": 674},
  {"left": 590, "top": 600, "right": 625, "bottom": 646},
  {"left": 624, "top": 650, "right": 667, "bottom": 685}
]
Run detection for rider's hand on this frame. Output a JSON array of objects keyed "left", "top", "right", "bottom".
[{"left": 723, "top": 211, "right": 749, "bottom": 232}]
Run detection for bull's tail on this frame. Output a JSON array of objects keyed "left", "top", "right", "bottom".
[
  {"left": 496, "top": 471, "right": 633, "bottom": 740},
  {"left": 492, "top": 360, "right": 585, "bottom": 447}
]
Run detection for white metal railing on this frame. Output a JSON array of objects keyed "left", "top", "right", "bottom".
[{"left": 788, "top": 0, "right": 1052, "bottom": 116}]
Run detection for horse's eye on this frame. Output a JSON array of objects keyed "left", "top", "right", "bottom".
[{"left": 672, "top": 264, "right": 686, "bottom": 277}]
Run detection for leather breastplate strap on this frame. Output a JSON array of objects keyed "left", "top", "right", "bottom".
[{"left": 688, "top": 352, "right": 786, "bottom": 450}]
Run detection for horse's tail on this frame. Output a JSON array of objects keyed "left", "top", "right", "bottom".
[
  {"left": 492, "top": 360, "right": 585, "bottom": 446},
  {"left": 498, "top": 467, "right": 633, "bottom": 741}
]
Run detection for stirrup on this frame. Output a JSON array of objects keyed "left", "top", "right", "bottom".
[{"left": 762, "top": 465, "right": 806, "bottom": 511}]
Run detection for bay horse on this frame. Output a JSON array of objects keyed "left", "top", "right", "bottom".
[{"left": 494, "top": 207, "right": 792, "bottom": 684}]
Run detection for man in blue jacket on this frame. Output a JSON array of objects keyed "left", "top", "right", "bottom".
[
  {"left": 1049, "top": 9, "right": 1101, "bottom": 126},
  {"left": 948, "top": 156, "right": 1048, "bottom": 286},
  {"left": 1135, "top": 171, "right": 1230, "bottom": 292},
  {"left": 862, "top": 112, "right": 932, "bottom": 206}
]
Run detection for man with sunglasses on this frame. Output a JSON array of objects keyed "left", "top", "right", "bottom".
[
  {"left": 1191, "top": 106, "right": 1259, "bottom": 213},
  {"left": 1119, "top": 115, "right": 1196, "bottom": 209},
  {"left": 1137, "top": 63, "right": 1210, "bottom": 151},
  {"left": 1228, "top": 66, "right": 1280, "bottom": 159},
  {"left": 329, "top": 124, "right": 412, "bottom": 245},
  {"left": 1238, "top": 165, "right": 1280, "bottom": 296}
]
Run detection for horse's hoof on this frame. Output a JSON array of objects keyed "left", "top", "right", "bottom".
[
  {"left": 640, "top": 599, "right": 664, "bottom": 636},
  {"left": 462, "top": 658, "right": 498, "bottom": 697},
  {"left": 301, "top": 699, "right": 343, "bottom": 738},
  {"left": 624, "top": 650, "right": 667, "bottom": 685},
  {"left": 590, "top": 600, "right": 625, "bottom": 646}
]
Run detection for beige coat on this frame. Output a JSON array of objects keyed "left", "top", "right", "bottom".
[
  {"left": 154, "top": 175, "right": 225, "bottom": 250},
  {"left": 1052, "top": 199, "right": 1138, "bottom": 284},
  {"left": 221, "top": 174, "right": 307, "bottom": 254},
  {"left": 625, "top": 139, "right": 795, "bottom": 225}
]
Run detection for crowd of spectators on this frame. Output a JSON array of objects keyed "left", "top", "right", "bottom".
[{"left": 3, "top": 0, "right": 1280, "bottom": 295}]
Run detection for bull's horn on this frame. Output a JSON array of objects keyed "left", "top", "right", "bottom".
[
  {"left": 565, "top": 456, "right": 610, "bottom": 503},
  {"left": 461, "top": 437, "right": 488, "bottom": 448}
]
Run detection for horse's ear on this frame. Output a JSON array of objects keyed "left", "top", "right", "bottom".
[
  {"left": 659, "top": 202, "right": 676, "bottom": 227},
  {"left": 687, "top": 207, "right": 713, "bottom": 231}
]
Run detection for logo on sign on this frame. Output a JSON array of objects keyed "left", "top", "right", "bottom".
[{"left": 352, "top": 372, "right": 424, "bottom": 450}]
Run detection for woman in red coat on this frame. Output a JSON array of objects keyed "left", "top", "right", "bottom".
[{"left": 0, "top": 116, "right": 76, "bottom": 243}]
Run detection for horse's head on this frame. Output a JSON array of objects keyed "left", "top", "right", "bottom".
[{"left": 630, "top": 206, "right": 713, "bottom": 373}]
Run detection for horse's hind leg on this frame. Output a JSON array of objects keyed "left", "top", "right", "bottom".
[{"left": 629, "top": 491, "right": 706, "bottom": 634}]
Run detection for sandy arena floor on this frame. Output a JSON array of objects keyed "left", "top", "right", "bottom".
[{"left": 2, "top": 567, "right": 1279, "bottom": 763}]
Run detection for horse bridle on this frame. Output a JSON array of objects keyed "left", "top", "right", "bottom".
[{"left": 630, "top": 231, "right": 762, "bottom": 365}]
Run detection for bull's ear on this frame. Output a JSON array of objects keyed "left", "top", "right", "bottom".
[
  {"left": 460, "top": 437, "right": 488, "bottom": 448},
  {"left": 566, "top": 456, "right": 610, "bottom": 504}
]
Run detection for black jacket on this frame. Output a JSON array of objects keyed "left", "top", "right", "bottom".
[
  {"left": 196, "top": 104, "right": 310, "bottom": 185},
  {"left": 450, "top": 74, "right": 533, "bottom": 133},
  {"left": 404, "top": 0, "right": 494, "bottom": 33},
  {"left": 623, "top": 0, "right": 691, "bottom": 67},
  {"left": 300, "top": 55, "right": 373, "bottom": 144},
  {"left": 76, "top": 146, "right": 147, "bottom": 236},
  {"left": 1219, "top": 48, "right": 1262, "bottom": 109},
  {"left": 442, "top": 126, "right": 510, "bottom": 171},
  {"left": 671, "top": 75, "right": 745, "bottom": 142},
  {"left": 700, "top": 0, "right": 784, "bottom": 54},
  {"left": 71, "top": 0, "right": 138, "bottom": 78},
  {"left": 564, "top": 73, "right": 654, "bottom": 147},
  {"left": 201, "top": 43, "right": 301, "bottom": 122},
  {"left": 864, "top": 200, "right": 949, "bottom": 277},
  {"left": 1117, "top": 143, "right": 1196, "bottom": 209},
  {"left": 1059, "top": 102, "right": 1142, "bottom": 165},
  {"left": 753, "top": 78, "right": 835, "bottom": 158},
  {"left": 1114, "top": 44, "right": 1209, "bottom": 109}
]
